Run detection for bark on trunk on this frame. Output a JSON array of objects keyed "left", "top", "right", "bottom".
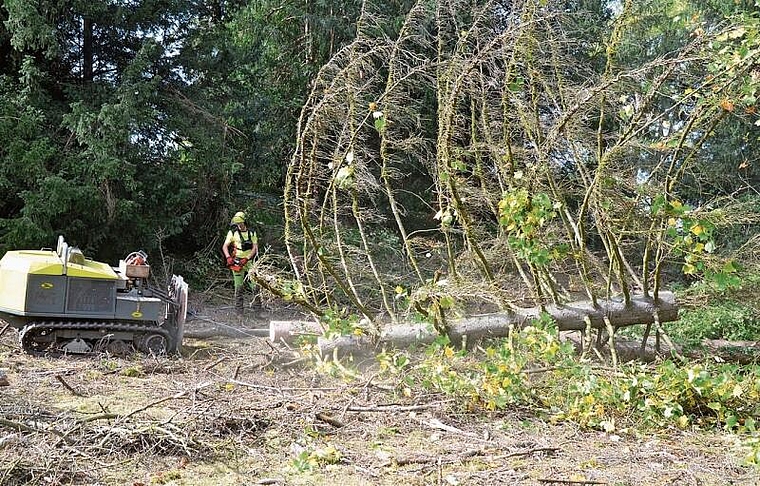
[
  {"left": 83, "top": 17, "right": 93, "bottom": 82},
  {"left": 269, "top": 292, "right": 679, "bottom": 356},
  {"left": 270, "top": 320, "right": 324, "bottom": 343},
  {"left": 690, "top": 339, "right": 760, "bottom": 364}
]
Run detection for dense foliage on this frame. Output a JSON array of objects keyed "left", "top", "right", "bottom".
[
  {"left": 363, "top": 318, "right": 760, "bottom": 464},
  {"left": 0, "top": 0, "right": 361, "bottom": 263},
  {"left": 279, "top": 0, "right": 760, "bottom": 323},
  {"left": 0, "top": 0, "right": 758, "bottom": 314}
]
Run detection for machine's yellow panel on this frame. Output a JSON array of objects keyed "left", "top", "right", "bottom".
[
  {"left": 0, "top": 266, "right": 27, "bottom": 311},
  {"left": 0, "top": 248, "right": 118, "bottom": 314},
  {"left": 66, "top": 259, "right": 118, "bottom": 279},
  {"left": 0, "top": 250, "right": 62, "bottom": 312},
  {"left": 4, "top": 250, "right": 64, "bottom": 276}
]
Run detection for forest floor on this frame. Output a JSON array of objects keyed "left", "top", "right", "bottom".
[{"left": 1, "top": 294, "right": 759, "bottom": 486}]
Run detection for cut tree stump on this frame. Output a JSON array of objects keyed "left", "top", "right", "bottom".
[{"left": 269, "top": 292, "right": 679, "bottom": 357}]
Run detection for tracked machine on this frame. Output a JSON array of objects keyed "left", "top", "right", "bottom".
[{"left": 0, "top": 236, "right": 188, "bottom": 356}]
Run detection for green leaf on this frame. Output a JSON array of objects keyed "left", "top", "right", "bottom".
[
  {"left": 651, "top": 195, "right": 666, "bottom": 215},
  {"left": 725, "top": 414, "right": 738, "bottom": 430},
  {"left": 707, "top": 401, "right": 722, "bottom": 411},
  {"left": 508, "top": 77, "right": 524, "bottom": 92},
  {"left": 439, "top": 295, "right": 455, "bottom": 309}
]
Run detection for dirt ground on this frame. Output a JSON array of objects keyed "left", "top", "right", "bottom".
[{"left": 1, "top": 296, "right": 759, "bottom": 486}]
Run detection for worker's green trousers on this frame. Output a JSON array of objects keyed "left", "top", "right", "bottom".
[{"left": 231, "top": 263, "right": 256, "bottom": 314}]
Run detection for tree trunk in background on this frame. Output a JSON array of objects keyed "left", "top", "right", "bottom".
[{"left": 83, "top": 17, "right": 93, "bottom": 82}]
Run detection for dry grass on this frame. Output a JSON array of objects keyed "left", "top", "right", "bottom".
[{"left": 0, "top": 297, "right": 758, "bottom": 486}]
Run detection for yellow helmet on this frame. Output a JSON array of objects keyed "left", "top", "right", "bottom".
[{"left": 230, "top": 211, "right": 246, "bottom": 225}]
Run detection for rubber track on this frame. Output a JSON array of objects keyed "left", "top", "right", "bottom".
[{"left": 19, "top": 320, "right": 171, "bottom": 356}]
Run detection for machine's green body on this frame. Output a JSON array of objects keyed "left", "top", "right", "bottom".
[{"left": 0, "top": 236, "right": 187, "bottom": 355}]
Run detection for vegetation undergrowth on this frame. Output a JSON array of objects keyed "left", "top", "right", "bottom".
[
  {"left": 307, "top": 312, "right": 760, "bottom": 467},
  {"left": 613, "top": 268, "right": 760, "bottom": 360},
  {"left": 670, "top": 269, "right": 760, "bottom": 348}
]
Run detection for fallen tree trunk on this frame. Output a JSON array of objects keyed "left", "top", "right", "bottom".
[
  {"left": 270, "top": 320, "right": 324, "bottom": 343},
  {"left": 269, "top": 292, "right": 679, "bottom": 356},
  {"left": 690, "top": 339, "right": 760, "bottom": 364},
  {"left": 562, "top": 334, "right": 760, "bottom": 364},
  {"left": 562, "top": 332, "right": 681, "bottom": 363}
]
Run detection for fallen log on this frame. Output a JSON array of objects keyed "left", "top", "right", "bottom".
[
  {"left": 269, "top": 292, "right": 679, "bottom": 356},
  {"left": 562, "top": 334, "right": 760, "bottom": 364},
  {"left": 561, "top": 332, "right": 681, "bottom": 362},
  {"left": 269, "top": 320, "right": 324, "bottom": 343},
  {"left": 689, "top": 339, "right": 760, "bottom": 364}
]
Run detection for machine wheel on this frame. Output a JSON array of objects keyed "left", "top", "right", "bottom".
[
  {"left": 106, "top": 339, "right": 132, "bottom": 357},
  {"left": 19, "top": 325, "right": 55, "bottom": 355},
  {"left": 138, "top": 333, "right": 168, "bottom": 355}
]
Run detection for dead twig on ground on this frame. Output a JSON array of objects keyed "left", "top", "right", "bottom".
[
  {"left": 55, "top": 374, "right": 84, "bottom": 396},
  {"left": 345, "top": 402, "right": 452, "bottom": 413},
  {"left": 384, "top": 443, "right": 561, "bottom": 468},
  {"left": 229, "top": 378, "right": 343, "bottom": 392},
  {"left": 0, "top": 416, "right": 71, "bottom": 445},
  {"left": 423, "top": 417, "right": 480, "bottom": 438},
  {"left": 538, "top": 479, "right": 607, "bottom": 485},
  {"left": 502, "top": 446, "right": 560, "bottom": 458},
  {"left": 0, "top": 417, "right": 38, "bottom": 434},
  {"left": 204, "top": 357, "right": 228, "bottom": 371},
  {"left": 315, "top": 412, "right": 345, "bottom": 428},
  {"left": 122, "top": 390, "right": 190, "bottom": 420}
]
